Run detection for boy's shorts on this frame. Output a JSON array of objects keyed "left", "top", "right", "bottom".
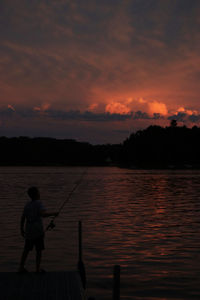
[{"left": 24, "top": 235, "right": 45, "bottom": 251}]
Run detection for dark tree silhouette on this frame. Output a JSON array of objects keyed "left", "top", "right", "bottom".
[
  {"left": 0, "top": 123, "right": 200, "bottom": 168},
  {"left": 119, "top": 124, "right": 200, "bottom": 168},
  {"left": 170, "top": 119, "right": 177, "bottom": 127}
]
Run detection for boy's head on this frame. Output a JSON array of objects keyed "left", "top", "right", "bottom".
[{"left": 27, "top": 186, "right": 40, "bottom": 200}]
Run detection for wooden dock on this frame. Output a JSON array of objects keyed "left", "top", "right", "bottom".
[{"left": 0, "top": 272, "right": 84, "bottom": 300}]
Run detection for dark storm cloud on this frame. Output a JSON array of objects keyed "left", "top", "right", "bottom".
[
  {"left": 133, "top": 111, "right": 151, "bottom": 120},
  {"left": 0, "top": 107, "right": 170, "bottom": 122},
  {"left": 0, "top": 107, "right": 133, "bottom": 122},
  {"left": 188, "top": 114, "right": 200, "bottom": 123},
  {"left": 168, "top": 112, "right": 188, "bottom": 122},
  {"left": 168, "top": 112, "right": 200, "bottom": 123},
  {"left": 47, "top": 110, "right": 133, "bottom": 122}
]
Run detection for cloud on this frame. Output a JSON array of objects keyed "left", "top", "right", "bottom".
[
  {"left": 168, "top": 112, "right": 188, "bottom": 122},
  {"left": 1, "top": 0, "right": 200, "bottom": 143},
  {"left": 147, "top": 101, "right": 168, "bottom": 116},
  {"left": 33, "top": 103, "right": 51, "bottom": 112},
  {"left": 7, "top": 104, "right": 15, "bottom": 111},
  {"left": 133, "top": 111, "right": 151, "bottom": 120},
  {"left": 0, "top": 106, "right": 166, "bottom": 123},
  {"left": 167, "top": 106, "right": 200, "bottom": 123},
  {"left": 105, "top": 101, "right": 131, "bottom": 114},
  {"left": 1, "top": 0, "right": 200, "bottom": 112},
  {"left": 46, "top": 109, "right": 133, "bottom": 122},
  {"left": 168, "top": 111, "right": 200, "bottom": 124},
  {"left": 176, "top": 107, "right": 198, "bottom": 115},
  {"left": 1, "top": 103, "right": 200, "bottom": 126},
  {"left": 1, "top": 104, "right": 200, "bottom": 144},
  {"left": 87, "top": 103, "right": 98, "bottom": 112},
  {"left": 124, "top": 98, "right": 168, "bottom": 116},
  {"left": 0, "top": 106, "right": 16, "bottom": 117},
  {"left": 188, "top": 114, "right": 200, "bottom": 123}
]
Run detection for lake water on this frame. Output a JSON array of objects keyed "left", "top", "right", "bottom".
[{"left": 0, "top": 167, "right": 200, "bottom": 299}]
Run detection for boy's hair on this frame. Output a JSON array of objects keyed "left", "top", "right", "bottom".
[{"left": 27, "top": 186, "right": 39, "bottom": 199}]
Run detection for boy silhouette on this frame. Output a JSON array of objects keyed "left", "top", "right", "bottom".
[{"left": 19, "top": 186, "right": 58, "bottom": 273}]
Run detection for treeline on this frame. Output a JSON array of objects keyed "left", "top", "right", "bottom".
[
  {"left": 1, "top": 122, "right": 200, "bottom": 168},
  {"left": 0, "top": 136, "right": 120, "bottom": 166},
  {"left": 120, "top": 123, "right": 200, "bottom": 168}
]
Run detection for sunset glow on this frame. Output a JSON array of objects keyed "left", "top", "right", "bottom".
[
  {"left": 1, "top": 0, "right": 200, "bottom": 143},
  {"left": 105, "top": 102, "right": 131, "bottom": 115},
  {"left": 147, "top": 101, "right": 168, "bottom": 116}
]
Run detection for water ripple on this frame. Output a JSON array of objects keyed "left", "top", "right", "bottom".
[{"left": 0, "top": 167, "right": 200, "bottom": 299}]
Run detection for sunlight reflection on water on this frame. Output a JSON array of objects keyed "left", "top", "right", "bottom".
[{"left": 0, "top": 167, "right": 200, "bottom": 299}]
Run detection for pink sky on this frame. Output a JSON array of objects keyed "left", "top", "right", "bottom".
[{"left": 1, "top": 0, "right": 200, "bottom": 143}]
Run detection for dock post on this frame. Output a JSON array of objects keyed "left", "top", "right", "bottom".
[
  {"left": 113, "top": 265, "right": 120, "bottom": 300},
  {"left": 77, "top": 220, "right": 87, "bottom": 289},
  {"left": 79, "top": 220, "right": 82, "bottom": 261}
]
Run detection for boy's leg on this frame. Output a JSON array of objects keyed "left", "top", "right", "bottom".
[
  {"left": 36, "top": 249, "right": 42, "bottom": 272},
  {"left": 19, "top": 239, "right": 33, "bottom": 272},
  {"left": 19, "top": 248, "right": 29, "bottom": 271},
  {"left": 35, "top": 235, "right": 45, "bottom": 272}
]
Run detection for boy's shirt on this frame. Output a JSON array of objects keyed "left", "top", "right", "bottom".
[{"left": 23, "top": 200, "right": 46, "bottom": 239}]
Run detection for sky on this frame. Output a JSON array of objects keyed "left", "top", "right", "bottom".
[{"left": 1, "top": 0, "right": 200, "bottom": 144}]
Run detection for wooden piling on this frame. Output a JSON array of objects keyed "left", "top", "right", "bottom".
[
  {"left": 77, "top": 220, "right": 86, "bottom": 290},
  {"left": 113, "top": 265, "right": 120, "bottom": 300},
  {"left": 79, "top": 221, "right": 83, "bottom": 262}
]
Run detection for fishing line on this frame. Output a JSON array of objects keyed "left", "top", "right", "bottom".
[{"left": 46, "top": 168, "right": 87, "bottom": 231}]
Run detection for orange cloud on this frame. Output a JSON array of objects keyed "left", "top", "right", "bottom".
[
  {"left": 138, "top": 97, "right": 146, "bottom": 104},
  {"left": 147, "top": 101, "right": 168, "bottom": 116},
  {"left": 88, "top": 103, "right": 98, "bottom": 111},
  {"left": 8, "top": 104, "right": 15, "bottom": 111},
  {"left": 177, "top": 107, "right": 198, "bottom": 115},
  {"left": 34, "top": 103, "right": 51, "bottom": 112},
  {"left": 105, "top": 101, "right": 131, "bottom": 114}
]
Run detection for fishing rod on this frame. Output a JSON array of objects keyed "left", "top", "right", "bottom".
[{"left": 46, "top": 169, "right": 87, "bottom": 231}]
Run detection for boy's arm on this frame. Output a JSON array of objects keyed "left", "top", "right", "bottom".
[{"left": 20, "top": 214, "right": 25, "bottom": 238}]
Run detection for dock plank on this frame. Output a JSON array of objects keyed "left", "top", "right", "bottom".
[{"left": 0, "top": 272, "right": 84, "bottom": 300}]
